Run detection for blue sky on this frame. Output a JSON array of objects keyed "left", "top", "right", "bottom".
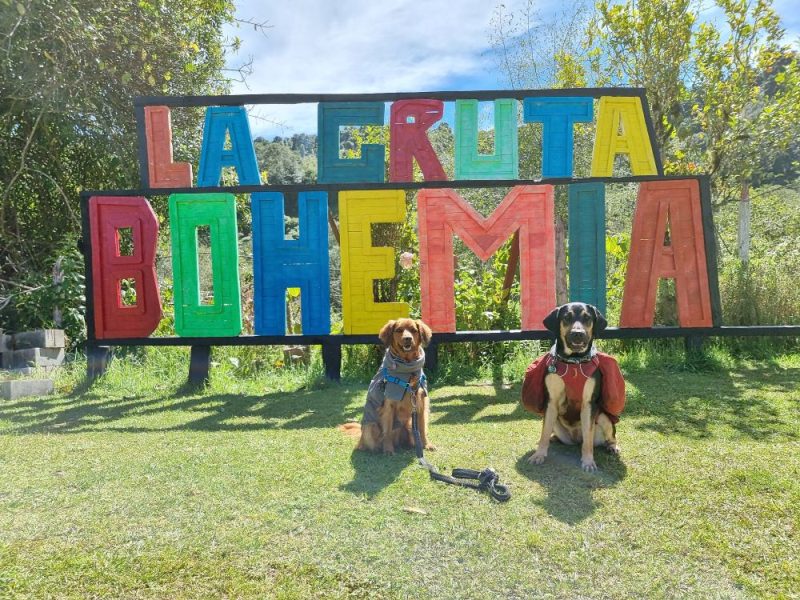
[{"left": 222, "top": 0, "right": 800, "bottom": 139}]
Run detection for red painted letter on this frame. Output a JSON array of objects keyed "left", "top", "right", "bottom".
[
  {"left": 144, "top": 106, "right": 192, "bottom": 188},
  {"left": 90, "top": 196, "right": 162, "bottom": 338},
  {"left": 418, "top": 186, "right": 555, "bottom": 332},
  {"left": 620, "top": 180, "right": 713, "bottom": 327},
  {"left": 389, "top": 99, "right": 446, "bottom": 182}
]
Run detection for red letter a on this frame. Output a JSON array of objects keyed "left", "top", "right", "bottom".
[{"left": 620, "top": 180, "right": 713, "bottom": 327}]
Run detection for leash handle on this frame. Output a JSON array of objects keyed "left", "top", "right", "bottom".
[
  {"left": 412, "top": 412, "right": 510, "bottom": 502},
  {"left": 452, "top": 467, "right": 481, "bottom": 479}
]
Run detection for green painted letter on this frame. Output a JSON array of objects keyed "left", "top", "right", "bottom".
[
  {"left": 169, "top": 193, "right": 242, "bottom": 337},
  {"left": 455, "top": 99, "right": 518, "bottom": 180}
]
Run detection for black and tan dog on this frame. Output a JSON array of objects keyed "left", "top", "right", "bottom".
[
  {"left": 340, "top": 318, "right": 434, "bottom": 454},
  {"left": 521, "top": 303, "right": 625, "bottom": 472}
]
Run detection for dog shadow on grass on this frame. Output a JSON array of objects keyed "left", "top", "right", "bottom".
[
  {"left": 340, "top": 447, "right": 416, "bottom": 499},
  {"left": 516, "top": 443, "right": 627, "bottom": 525}
]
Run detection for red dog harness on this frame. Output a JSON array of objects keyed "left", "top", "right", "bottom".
[{"left": 521, "top": 348, "right": 626, "bottom": 423}]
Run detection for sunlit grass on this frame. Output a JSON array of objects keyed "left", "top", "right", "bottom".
[{"left": 1, "top": 350, "right": 798, "bottom": 598}]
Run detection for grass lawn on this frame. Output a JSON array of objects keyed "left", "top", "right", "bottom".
[{"left": 1, "top": 350, "right": 798, "bottom": 598}]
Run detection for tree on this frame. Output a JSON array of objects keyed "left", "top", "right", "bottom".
[
  {"left": 254, "top": 138, "right": 306, "bottom": 184},
  {"left": 588, "top": 0, "right": 695, "bottom": 154},
  {"left": 0, "top": 0, "right": 239, "bottom": 339},
  {"left": 490, "top": 1, "right": 595, "bottom": 304},
  {"left": 0, "top": 0, "right": 236, "bottom": 274},
  {"left": 491, "top": 0, "right": 800, "bottom": 265},
  {"left": 489, "top": 0, "right": 591, "bottom": 90},
  {"left": 688, "top": 0, "right": 799, "bottom": 262}
]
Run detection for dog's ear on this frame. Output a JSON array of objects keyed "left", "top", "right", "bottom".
[
  {"left": 543, "top": 306, "right": 562, "bottom": 334},
  {"left": 415, "top": 319, "right": 433, "bottom": 347},
  {"left": 378, "top": 320, "right": 395, "bottom": 346},
  {"left": 589, "top": 305, "right": 607, "bottom": 334}
]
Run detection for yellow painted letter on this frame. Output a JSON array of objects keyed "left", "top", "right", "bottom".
[
  {"left": 339, "top": 190, "right": 409, "bottom": 334},
  {"left": 591, "top": 96, "right": 658, "bottom": 177}
]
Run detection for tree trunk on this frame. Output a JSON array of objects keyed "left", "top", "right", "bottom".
[
  {"left": 499, "top": 232, "right": 520, "bottom": 308},
  {"left": 328, "top": 209, "right": 340, "bottom": 245},
  {"left": 737, "top": 181, "right": 750, "bottom": 264},
  {"left": 555, "top": 214, "right": 568, "bottom": 305},
  {"left": 52, "top": 257, "right": 63, "bottom": 326}
]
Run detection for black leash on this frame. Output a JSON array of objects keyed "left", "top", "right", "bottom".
[{"left": 411, "top": 410, "right": 511, "bottom": 502}]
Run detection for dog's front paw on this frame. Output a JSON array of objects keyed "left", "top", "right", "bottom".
[
  {"left": 382, "top": 445, "right": 395, "bottom": 455},
  {"left": 528, "top": 450, "right": 547, "bottom": 465},
  {"left": 424, "top": 443, "right": 437, "bottom": 451},
  {"left": 606, "top": 442, "right": 621, "bottom": 455},
  {"left": 581, "top": 457, "right": 598, "bottom": 472}
]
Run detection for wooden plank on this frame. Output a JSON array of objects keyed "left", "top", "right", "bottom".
[
  {"left": 133, "top": 88, "right": 653, "bottom": 108},
  {"left": 88, "top": 325, "right": 800, "bottom": 347},
  {"left": 188, "top": 345, "right": 211, "bottom": 387},
  {"left": 321, "top": 342, "right": 342, "bottom": 381},
  {"left": 699, "top": 176, "right": 723, "bottom": 327},
  {"left": 86, "top": 345, "right": 111, "bottom": 380},
  {"left": 80, "top": 175, "right": 713, "bottom": 199}
]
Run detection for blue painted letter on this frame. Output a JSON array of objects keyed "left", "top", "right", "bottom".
[
  {"left": 197, "top": 106, "right": 261, "bottom": 186},
  {"left": 523, "top": 97, "right": 593, "bottom": 178},
  {"left": 251, "top": 191, "right": 331, "bottom": 334}
]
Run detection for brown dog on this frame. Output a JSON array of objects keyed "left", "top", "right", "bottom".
[
  {"left": 340, "top": 318, "right": 434, "bottom": 454},
  {"left": 522, "top": 303, "right": 625, "bottom": 472}
]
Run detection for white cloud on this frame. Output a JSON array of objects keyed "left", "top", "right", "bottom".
[
  {"left": 223, "top": 0, "right": 800, "bottom": 138},
  {"left": 223, "top": 0, "right": 529, "bottom": 136}
]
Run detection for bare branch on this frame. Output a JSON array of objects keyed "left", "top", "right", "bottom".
[
  {"left": 234, "top": 16, "right": 272, "bottom": 36},
  {"left": 27, "top": 168, "right": 80, "bottom": 228},
  {"left": 0, "top": 108, "right": 45, "bottom": 235},
  {"left": 223, "top": 55, "right": 255, "bottom": 86}
]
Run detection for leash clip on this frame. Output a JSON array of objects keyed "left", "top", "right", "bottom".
[{"left": 478, "top": 467, "right": 499, "bottom": 487}]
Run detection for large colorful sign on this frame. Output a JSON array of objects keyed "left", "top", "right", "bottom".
[{"left": 82, "top": 89, "right": 722, "bottom": 372}]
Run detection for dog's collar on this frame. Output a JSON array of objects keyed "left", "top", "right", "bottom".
[
  {"left": 549, "top": 344, "right": 597, "bottom": 364},
  {"left": 384, "top": 349, "right": 425, "bottom": 372}
]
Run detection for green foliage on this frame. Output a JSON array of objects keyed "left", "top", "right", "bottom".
[
  {"left": 254, "top": 135, "right": 317, "bottom": 184},
  {"left": 604, "top": 232, "right": 630, "bottom": 324},
  {"left": 589, "top": 0, "right": 800, "bottom": 204},
  {"left": 688, "top": 0, "right": 799, "bottom": 202},
  {"left": 590, "top": 0, "right": 695, "bottom": 151},
  {"left": 0, "top": 0, "right": 236, "bottom": 334},
  {"left": 0, "top": 237, "right": 86, "bottom": 348},
  {"left": 713, "top": 184, "right": 800, "bottom": 345},
  {"left": 489, "top": 0, "right": 799, "bottom": 343}
]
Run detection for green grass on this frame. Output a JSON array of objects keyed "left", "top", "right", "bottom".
[{"left": 1, "top": 351, "right": 799, "bottom": 598}]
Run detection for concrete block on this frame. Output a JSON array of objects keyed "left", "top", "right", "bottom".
[
  {"left": 4, "top": 366, "right": 58, "bottom": 376},
  {"left": 12, "top": 329, "right": 65, "bottom": 349},
  {"left": 1, "top": 347, "right": 65, "bottom": 369},
  {"left": 0, "top": 379, "right": 55, "bottom": 400}
]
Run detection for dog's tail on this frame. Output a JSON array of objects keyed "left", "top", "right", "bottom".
[{"left": 338, "top": 421, "right": 362, "bottom": 438}]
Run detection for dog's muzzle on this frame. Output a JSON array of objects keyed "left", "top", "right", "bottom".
[{"left": 566, "top": 330, "right": 589, "bottom": 351}]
